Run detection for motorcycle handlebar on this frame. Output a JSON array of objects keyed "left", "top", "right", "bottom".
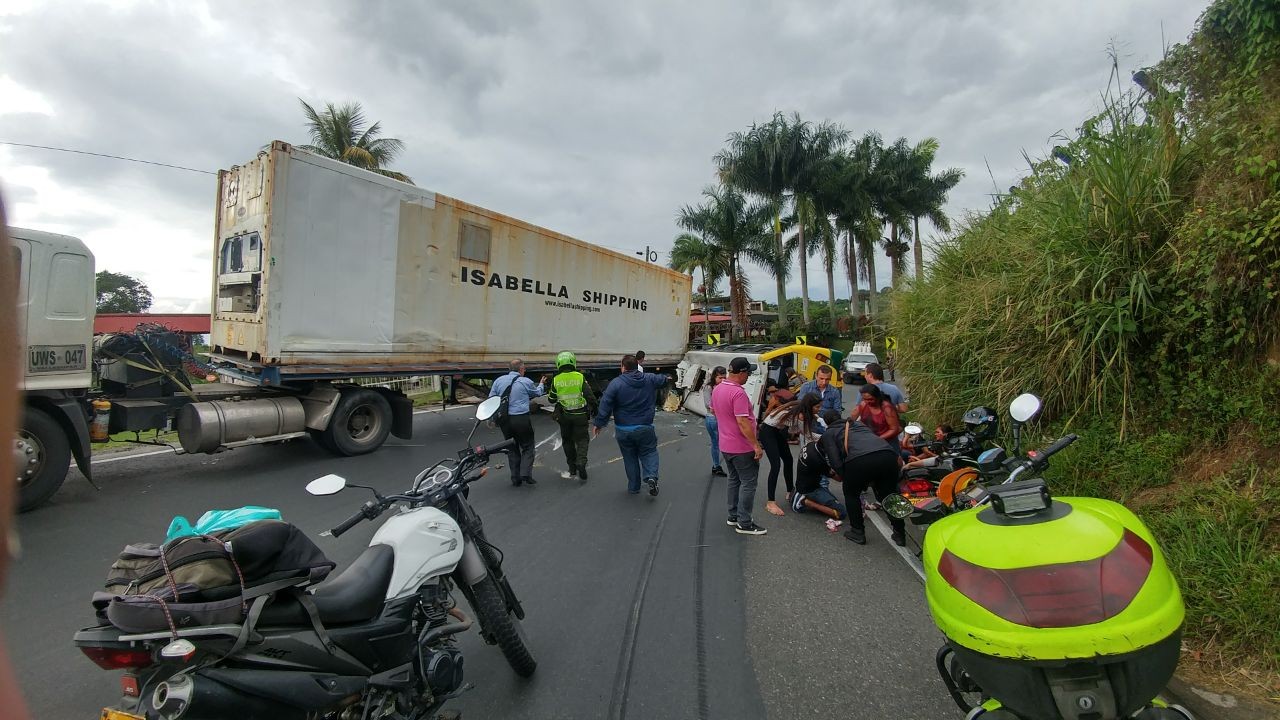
[
  {"left": 329, "top": 510, "right": 367, "bottom": 538},
  {"left": 482, "top": 438, "right": 517, "bottom": 456},
  {"left": 1036, "top": 434, "right": 1078, "bottom": 462}
]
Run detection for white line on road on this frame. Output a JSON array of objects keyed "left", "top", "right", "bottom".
[{"left": 866, "top": 510, "right": 927, "bottom": 582}]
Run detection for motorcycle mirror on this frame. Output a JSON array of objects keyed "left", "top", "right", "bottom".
[
  {"left": 306, "top": 474, "right": 347, "bottom": 496},
  {"left": 1009, "top": 393, "right": 1042, "bottom": 424},
  {"left": 882, "top": 493, "right": 916, "bottom": 520},
  {"left": 476, "top": 396, "right": 502, "bottom": 422},
  {"left": 904, "top": 423, "right": 923, "bottom": 436}
]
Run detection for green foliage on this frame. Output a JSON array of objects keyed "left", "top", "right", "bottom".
[
  {"left": 891, "top": 0, "right": 1280, "bottom": 674},
  {"left": 95, "top": 270, "right": 152, "bottom": 313},
  {"left": 298, "top": 99, "right": 412, "bottom": 183}
]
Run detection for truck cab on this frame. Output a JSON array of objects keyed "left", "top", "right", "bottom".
[{"left": 10, "top": 227, "right": 96, "bottom": 511}]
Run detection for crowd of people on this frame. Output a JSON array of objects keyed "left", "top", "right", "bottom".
[
  {"left": 485, "top": 349, "right": 912, "bottom": 547},
  {"left": 707, "top": 358, "right": 910, "bottom": 546}
]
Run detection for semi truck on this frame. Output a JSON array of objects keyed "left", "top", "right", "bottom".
[{"left": 11, "top": 141, "right": 692, "bottom": 511}]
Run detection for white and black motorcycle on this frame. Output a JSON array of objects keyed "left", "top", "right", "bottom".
[{"left": 75, "top": 397, "right": 535, "bottom": 720}]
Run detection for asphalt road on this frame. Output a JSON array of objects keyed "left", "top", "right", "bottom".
[{"left": 3, "top": 389, "right": 956, "bottom": 720}]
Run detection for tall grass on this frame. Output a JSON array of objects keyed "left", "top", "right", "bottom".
[{"left": 896, "top": 82, "right": 1190, "bottom": 431}]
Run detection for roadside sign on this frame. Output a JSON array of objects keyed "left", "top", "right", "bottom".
[
  {"left": 707, "top": 333, "right": 722, "bottom": 346},
  {"left": 795, "top": 335, "right": 807, "bottom": 345},
  {"left": 885, "top": 336, "right": 898, "bottom": 351}
]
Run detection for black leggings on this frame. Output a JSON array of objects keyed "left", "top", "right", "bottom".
[
  {"left": 839, "top": 449, "right": 904, "bottom": 534},
  {"left": 759, "top": 424, "right": 794, "bottom": 501}
]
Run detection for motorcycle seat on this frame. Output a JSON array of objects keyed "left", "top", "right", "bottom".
[{"left": 259, "top": 544, "right": 395, "bottom": 627}]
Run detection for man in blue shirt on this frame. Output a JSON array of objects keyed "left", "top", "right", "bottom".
[
  {"left": 592, "top": 354, "right": 668, "bottom": 496},
  {"left": 863, "top": 362, "right": 907, "bottom": 413},
  {"left": 490, "top": 359, "right": 547, "bottom": 486},
  {"left": 797, "top": 364, "right": 843, "bottom": 414}
]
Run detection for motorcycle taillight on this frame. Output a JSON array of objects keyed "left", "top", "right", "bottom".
[
  {"left": 903, "top": 479, "right": 933, "bottom": 495},
  {"left": 938, "top": 530, "right": 1153, "bottom": 628},
  {"left": 79, "top": 646, "right": 154, "bottom": 670}
]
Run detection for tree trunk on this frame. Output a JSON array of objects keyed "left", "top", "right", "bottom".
[
  {"left": 865, "top": 240, "right": 878, "bottom": 320},
  {"left": 729, "top": 258, "right": 748, "bottom": 339},
  {"left": 773, "top": 212, "right": 788, "bottom": 326},
  {"left": 913, "top": 215, "right": 924, "bottom": 282},
  {"left": 825, "top": 248, "right": 837, "bottom": 326},
  {"left": 889, "top": 222, "right": 902, "bottom": 289},
  {"left": 701, "top": 267, "right": 711, "bottom": 340},
  {"left": 845, "top": 230, "right": 859, "bottom": 317},
  {"left": 798, "top": 220, "right": 811, "bottom": 327}
]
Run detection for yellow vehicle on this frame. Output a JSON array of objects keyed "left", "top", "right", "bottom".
[{"left": 673, "top": 343, "right": 846, "bottom": 417}]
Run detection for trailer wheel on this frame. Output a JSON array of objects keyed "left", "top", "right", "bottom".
[
  {"left": 16, "top": 407, "right": 71, "bottom": 512},
  {"left": 322, "top": 389, "right": 392, "bottom": 456}
]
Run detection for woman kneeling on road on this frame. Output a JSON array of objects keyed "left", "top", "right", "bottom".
[{"left": 820, "top": 412, "right": 906, "bottom": 547}]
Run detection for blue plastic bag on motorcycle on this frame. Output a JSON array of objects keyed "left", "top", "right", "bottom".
[{"left": 166, "top": 506, "right": 283, "bottom": 542}]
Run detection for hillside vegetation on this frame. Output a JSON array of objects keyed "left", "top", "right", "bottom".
[{"left": 893, "top": 0, "right": 1280, "bottom": 695}]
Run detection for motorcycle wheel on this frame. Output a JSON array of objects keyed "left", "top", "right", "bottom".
[{"left": 471, "top": 576, "right": 537, "bottom": 678}]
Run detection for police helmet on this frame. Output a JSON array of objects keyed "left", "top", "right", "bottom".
[{"left": 556, "top": 351, "right": 577, "bottom": 369}]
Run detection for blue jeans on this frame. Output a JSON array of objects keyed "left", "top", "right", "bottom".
[
  {"left": 704, "top": 416, "right": 721, "bottom": 469},
  {"left": 616, "top": 426, "right": 660, "bottom": 493},
  {"left": 797, "top": 487, "right": 847, "bottom": 520}
]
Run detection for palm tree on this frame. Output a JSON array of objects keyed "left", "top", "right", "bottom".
[
  {"left": 790, "top": 120, "right": 849, "bottom": 326},
  {"left": 715, "top": 112, "right": 804, "bottom": 326},
  {"left": 875, "top": 137, "right": 917, "bottom": 288},
  {"left": 298, "top": 99, "right": 413, "bottom": 183},
  {"left": 817, "top": 134, "right": 882, "bottom": 318},
  {"left": 791, "top": 195, "right": 840, "bottom": 325},
  {"left": 676, "top": 185, "right": 774, "bottom": 337},
  {"left": 901, "top": 138, "right": 963, "bottom": 281},
  {"left": 669, "top": 232, "right": 726, "bottom": 339}
]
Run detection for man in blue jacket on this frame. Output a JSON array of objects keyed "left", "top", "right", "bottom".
[{"left": 591, "top": 354, "right": 668, "bottom": 496}]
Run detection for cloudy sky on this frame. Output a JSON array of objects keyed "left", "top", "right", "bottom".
[{"left": 1, "top": 0, "right": 1205, "bottom": 313}]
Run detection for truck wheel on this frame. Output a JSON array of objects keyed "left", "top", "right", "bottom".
[
  {"left": 16, "top": 408, "right": 71, "bottom": 512},
  {"left": 321, "top": 389, "right": 392, "bottom": 456}
]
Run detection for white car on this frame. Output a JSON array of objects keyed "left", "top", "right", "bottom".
[{"left": 843, "top": 352, "right": 879, "bottom": 381}]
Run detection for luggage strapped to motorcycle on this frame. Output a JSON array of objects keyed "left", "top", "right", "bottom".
[{"left": 226, "top": 576, "right": 337, "bottom": 657}]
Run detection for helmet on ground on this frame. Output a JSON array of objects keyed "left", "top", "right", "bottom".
[
  {"left": 962, "top": 406, "right": 999, "bottom": 441},
  {"left": 556, "top": 351, "right": 577, "bottom": 369}
]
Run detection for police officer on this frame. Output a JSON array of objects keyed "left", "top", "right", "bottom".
[{"left": 549, "top": 351, "right": 597, "bottom": 480}]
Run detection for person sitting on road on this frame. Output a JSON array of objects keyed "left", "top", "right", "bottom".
[
  {"left": 856, "top": 384, "right": 903, "bottom": 444},
  {"left": 797, "top": 364, "right": 843, "bottom": 415},
  {"left": 792, "top": 409, "right": 849, "bottom": 531},
  {"left": 701, "top": 366, "right": 728, "bottom": 477}
]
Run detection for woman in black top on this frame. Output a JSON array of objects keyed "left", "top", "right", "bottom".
[{"left": 820, "top": 415, "right": 906, "bottom": 546}]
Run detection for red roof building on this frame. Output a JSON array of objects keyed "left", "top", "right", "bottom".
[{"left": 94, "top": 313, "right": 211, "bottom": 334}]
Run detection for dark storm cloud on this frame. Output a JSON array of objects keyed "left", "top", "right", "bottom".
[{"left": 0, "top": 0, "right": 1206, "bottom": 304}]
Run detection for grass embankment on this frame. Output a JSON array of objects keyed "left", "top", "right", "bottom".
[{"left": 892, "top": 0, "right": 1280, "bottom": 699}]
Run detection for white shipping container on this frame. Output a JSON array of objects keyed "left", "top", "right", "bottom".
[{"left": 211, "top": 142, "right": 692, "bottom": 374}]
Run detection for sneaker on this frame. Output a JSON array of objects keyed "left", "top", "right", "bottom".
[
  {"left": 628, "top": 489, "right": 641, "bottom": 495},
  {"left": 524, "top": 476, "right": 537, "bottom": 486},
  {"left": 578, "top": 465, "right": 589, "bottom": 480},
  {"left": 792, "top": 493, "right": 806, "bottom": 513},
  {"left": 891, "top": 530, "right": 906, "bottom": 547},
  {"left": 645, "top": 476, "right": 659, "bottom": 496},
  {"left": 844, "top": 527, "right": 867, "bottom": 544},
  {"left": 726, "top": 517, "right": 738, "bottom": 526},
  {"left": 561, "top": 470, "right": 575, "bottom": 480},
  {"left": 711, "top": 466, "right": 727, "bottom": 477},
  {"left": 735, "top": 522, "right": 767, "bottom": 536}
]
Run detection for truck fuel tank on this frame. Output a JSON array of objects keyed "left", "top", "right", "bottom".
[{"left": 176, "top": 397, "right": 306, "bottom": 453}]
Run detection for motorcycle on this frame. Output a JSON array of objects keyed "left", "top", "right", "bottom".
[
  {"left": 74, "top": 395, "right": 535, "bottom": 720},
  {"left": 896, "top": 411, "right": 1001, "bottom": 525},
  {"left": 887, "top": 394, "right": 1193, "bottom": 720}
]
